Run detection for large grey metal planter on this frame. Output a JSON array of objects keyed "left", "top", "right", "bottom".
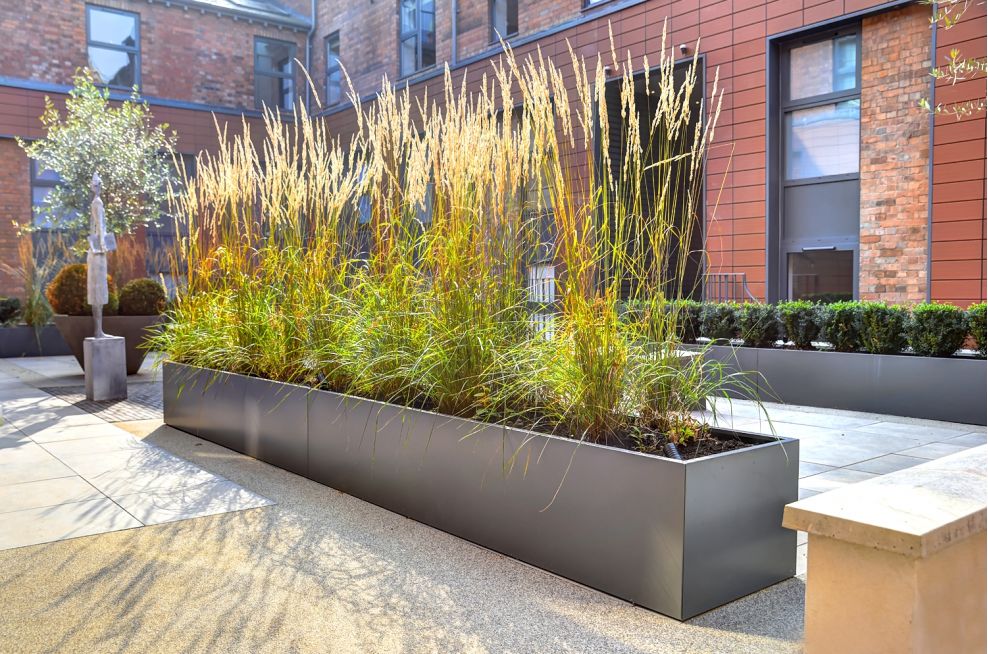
[
  {"left": 163, "top": 361, "right": 799, "bottom": 620},
  {"left": 703, "top": 345, "right": 987, "bottom": 425},
  {"left": 0, "top": 324, "right": 71, "bottom": 357}
]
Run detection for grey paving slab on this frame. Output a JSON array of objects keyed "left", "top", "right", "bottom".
[
  {"left": 25, "top": 419, "right": 128, "bottom": 444},
  {"left": 798, "top": 461, "right": 835, "bottom": 479},
  {"left": 39, "top": 432, "right": 151, "bottom": 458},
  {"left": 9, "top": 409, "right": 107, "bottom": 436},
  {"left": 796, "top": 543, "right": 807, "bottom": 576},
  {"left": 80, "top": 458, "right": 229, "bottom": 498},
  {"left": 897, "top": 442, "right": 972, "bottom": 461},
  {"left": 846, "top": 454, "right": 928, "bottom": 475},
  {"left": 799, "top": 469, "right": 879, "bottom": 493},
  {"left": 797, "top": 433, "right": 924, "bottom": 467},
  {"left": 798, "top": 488, "right": 820, "bottom": 500},
  {"left": 112, "top": 478, "right": 273, "bottom": 525},
  {"left": 943, "top": 432, "right": 988, "bottom": 447},
  {"left": 853, "top": 421, "right": 971, "bottom": 443},
  {"left": 0, "top": 476, "right": 103, "bottom": 514},
  {"left": 0, "top": 497, "right": 142, "bottom": 550},
  {"left": 0, "top": 448, "right": 75, "bottom": 485}
]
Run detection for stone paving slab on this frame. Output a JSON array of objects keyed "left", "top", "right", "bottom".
[{"left": 0, "top": 364, "right": 272, "bottom": 552}]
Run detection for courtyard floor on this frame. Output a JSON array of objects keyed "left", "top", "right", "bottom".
[{"left": 0, "top": 355, "right": 984, "bottom": 653}]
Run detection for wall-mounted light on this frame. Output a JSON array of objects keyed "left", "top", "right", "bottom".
[{"left": 679, "top": 44, "right": 689, "bottom": 55}]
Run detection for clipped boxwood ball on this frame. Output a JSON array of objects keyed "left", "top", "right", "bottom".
[
  {"left": 119, "top": 278, "right": 167, "bottom": 316},
  {"left": 45, "top": 263, "right": 118, "bottom": 316}
]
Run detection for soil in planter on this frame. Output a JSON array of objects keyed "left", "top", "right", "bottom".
[{"left": 500, "top": 412, "right": 753, "bottom": 460}]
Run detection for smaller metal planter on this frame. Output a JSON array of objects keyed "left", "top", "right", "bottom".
[
  {"left": 53, "top": 314, "right": 164, "bottom": 374},
  {"left": 0, "top": 324, "right": 71, "bottom": 358},
  {"left": 703, "top": 345, "right": 987, "bottom": 425},
  {"left": 163, "top": 361, "right": 799, "bottom": 620}
]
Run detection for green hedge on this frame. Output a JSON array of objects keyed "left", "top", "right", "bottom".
[
  {"left": 687, "top": 299, "right": 983, "bottom": 358},
  {"left": 699, "top": 302, "right": 738, "bottom": 341},
  {"left": 968, "top": 303, "right": 986, "bottom": 357},
  {"left": 907, "top": 303, "right": 968, "bottom": 357},
  {"left": 0, "top": 296, "right": 21, "bottom": 326},
  {"left": 860, "top": 303, "right": 909, "bottom": 355}
]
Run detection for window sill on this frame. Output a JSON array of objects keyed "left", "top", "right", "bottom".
[{"left": 488, "top": 31, "right": 519, "bottom": 45}]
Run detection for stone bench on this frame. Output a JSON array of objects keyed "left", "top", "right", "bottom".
[{"left": 784, "top": 445, "right": 986, "bottom": 654}]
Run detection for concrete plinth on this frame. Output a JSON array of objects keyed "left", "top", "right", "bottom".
[
  {"left": 784, "top": 446, "right": 987, "bottom": 654},
  {"left": 84, "top": 336, "right": 127, "bottom": 401}
]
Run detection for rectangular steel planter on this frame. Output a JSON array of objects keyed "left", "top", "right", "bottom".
[
  {"left": 704, "top": 345, "right": 987, "bottom": 425},
  {"left": 163, "top": 361, "right": 799, "bottom": 620},
  {"left": 0, "top": 325, "right": 71, "bottom": 358}
]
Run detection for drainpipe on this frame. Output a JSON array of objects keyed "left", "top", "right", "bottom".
[
  {"left": 305, "top": 0, "right": 317, "bottom": 111},
  {"left": 925, "top": 8, "right": 936, "bottom": 303},
  {"left": 451, "top": 0, "right": 458, "bottom": 66}
]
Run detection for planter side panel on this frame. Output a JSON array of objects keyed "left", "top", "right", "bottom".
[
  {"left": 874, "top": 356, "right": 986, "bottom": 425},
  {"left": 163, "top": 362, "right": 247, "bottom": 453},
  {"left": 682, "top": 438, "right": 799, "bottom": 619},
  {"left": 0, "top": 325, "right": 70, "bottom": 357},
  {"left": 754, "top": 349, "right": 987, "bottom": 425},
  {"left": 308, "top": 391, "right": 688, "bottom": 618},
  {"left": 242, "top": 377, "right": 309, "bottom": 476}
]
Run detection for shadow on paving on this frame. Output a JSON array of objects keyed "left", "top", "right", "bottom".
[{"left": 0, "top": 421, "right": 805, "bottom": 654}]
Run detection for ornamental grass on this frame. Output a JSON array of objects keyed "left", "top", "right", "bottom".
[{"left": 152, "top": 26, "right": 758, "bottom": 449}]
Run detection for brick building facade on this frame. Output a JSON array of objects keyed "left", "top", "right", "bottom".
[{"left": 0, "top": 0, "right": 985, "bottom": 307}]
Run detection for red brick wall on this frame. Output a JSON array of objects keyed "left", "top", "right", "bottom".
[
  {"left": 930, "top": 1, "right": 986, "bottom": 307},
  {"left": 858, "top": 4, "right": 929, "bottom": 303},
  {"left": 0, "top": 0, "right": 306, "bottom": 110},
  {"left": 0, "top": 139, "right": 31, "bottom": 296}
]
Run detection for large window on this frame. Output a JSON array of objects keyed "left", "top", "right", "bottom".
[
  {"left": 254, "top": 37, "right": 296, "bottom": 111},
  {"left": 490, "top": 0, "right": 518, "bottom": 42},
  {"left": 784, "top": 34, "right": 860, "bottom": 181},
  {"left": 399, "top": 0, "right": 435, "bottom": 77},
  {"left": 87, "top": 5, "right": 140, "bottom": 89},
  {"left": 325, "top": 32, "right": 342, "bottom": 106},
  {"left": 779, "top": 30, "right": 860, "bottom": 302}
]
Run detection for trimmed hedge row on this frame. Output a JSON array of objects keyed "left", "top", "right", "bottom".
[{"left": 669, "top": 299, "right": 987, "bottom": 358}]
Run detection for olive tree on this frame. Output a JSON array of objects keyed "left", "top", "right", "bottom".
[{"left": 18, "top": 69, "right": 178, "bottom": 236}]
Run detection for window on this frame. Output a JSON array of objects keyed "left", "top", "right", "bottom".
[
  {"left": 777, "top": 29, "right": 861, "bottom": 301},
  {"left": 783, "top": 33, "right": 860, "bottom": 181},
  {"left": 788, "top": 250, "right": 854, "bottom": 303},
  {"left": 325, "top": 32, "right": 342, "bottom": 106},
  {"left": 87, "top": 5, "right": 140, "bottom": 89},
  {"left": 490, "top": 0, "right": 518, "bottom": 41},
  {"left": 399, "top": 0, "right": 435, "bottom": 77},
  {"left": 254, "top": 37, "right": 296, "bottom": 111}
]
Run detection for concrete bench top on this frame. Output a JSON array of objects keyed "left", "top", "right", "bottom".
[{"left": 784, "top": 445, "right": 986, "bottom": 558}]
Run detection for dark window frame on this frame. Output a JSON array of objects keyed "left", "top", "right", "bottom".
[
  {"left": 770, "top": 26, "right": 862, "bottom": 302},
  {"left": 254, "top": 36, "right": 297, "bottom": 111},
  {"left": 86, "top": 4, "right": 141, "bottom": 90},
  {"left": 780, "top": 28, "right": 861, "bottom": 187},
  {"left": 398, "top": 0, "right": 436, "bottom": 78},
  {"left": 489, "top": 0, "right": 519, "bottom": 43},
  {"left": 324, "top": 31, "right": 343, "bottom": 106}
]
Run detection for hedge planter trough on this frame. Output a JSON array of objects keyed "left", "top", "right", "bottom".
[
  {"left": 53, "top": 315, "right": 164, "bottom": 375},
  {"left": 0, "top": 324, "right": 71, "bottom": 358},
  {"left": 163, "top": 361, "right": 799, "bottom": 620},
  {"left": 703, "top": 345, "right": 987, "bottom": 426}
]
